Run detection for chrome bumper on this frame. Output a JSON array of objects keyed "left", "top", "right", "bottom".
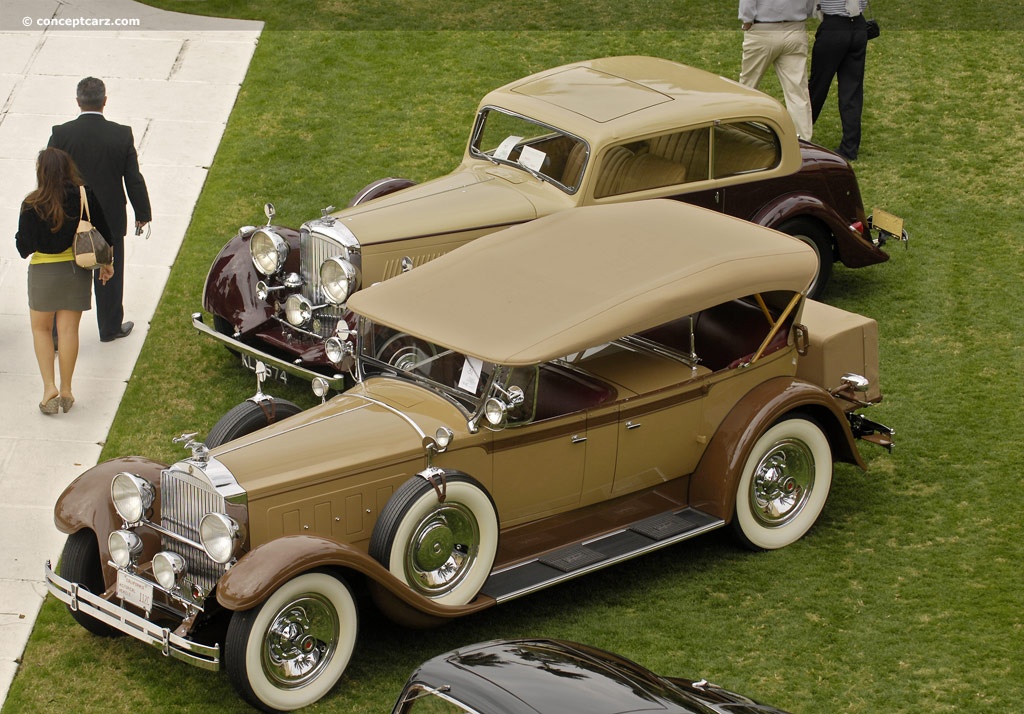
[
  {"left": 191, "top": 312, "right": 348, "bottom": 390},
  {"left": 44, "top": 561, "right": 220, "bottom": 671}
]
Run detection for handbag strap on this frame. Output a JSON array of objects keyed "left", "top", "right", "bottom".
[{"left": 78, "top": 185, "right": 92, "bottom": 223}]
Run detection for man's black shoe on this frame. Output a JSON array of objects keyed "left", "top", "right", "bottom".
[{"left": 101, "top": 321, "right": 134, "bottom": 343}]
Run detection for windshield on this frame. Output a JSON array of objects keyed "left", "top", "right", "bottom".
[
  {"left": 469, "top": 106, "right": 588, "bottom": 192},
  {"left": 358, "top": 322, "right": 494, "bottom": 413}
]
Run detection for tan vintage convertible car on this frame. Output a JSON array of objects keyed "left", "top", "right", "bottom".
[
  {"left": 195, "top": 55, "right": 897, "bottom": 389},
  {"left": 48, "top": 201, "right": 892, "bottom": 712}
]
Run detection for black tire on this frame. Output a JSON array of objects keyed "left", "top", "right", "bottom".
[
  {"left": 732, "top": 415, "right": 834, "bottom": 551},
  {"left": 347, "top": 177, "right": 417, "bottom": 207},
  {"left": 206, "top": 398, "right": 303, "bottom": 448},
  {"left": 225, "top": 572, "right": 358, "bottom": 713},
  {"left": 213, "top": 314, "right": 240, "bottom": 357},
  {"left": 777, "top": 218, "right": 832, "bottom": 299},
  {"left": 369, "top": 473, "right": 498, "bottom": 606},
  {"left": 58, "top": 530, "right": 121, "bottom": 638}
]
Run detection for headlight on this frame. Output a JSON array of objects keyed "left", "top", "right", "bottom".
[
  {"left": 284, "top": 294, "right": 313, "bottom": 326},
  {"left": 250, "top": 228, "right": 289, "bottom": 276},
  {"left": 108, "top": 529, "right": 143, "bottom": 568},
  {"left": 484, "top": 398, "right": 507, "bottom": 426},
  {"left": 319, "top": 257, "right": 359, "bottom": 305},
  {"left": 153, "top": 552, "right": 187, "bottom": 590},
  {"left": 111, "top": 472, "right": 155, "bottom": 523},
  {"left": 200, "top": 513, "right": 244, "bottom": 564}
]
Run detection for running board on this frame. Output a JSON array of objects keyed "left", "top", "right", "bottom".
[{"left": 481, "top": 507, "right": 724, "bottom": 603}]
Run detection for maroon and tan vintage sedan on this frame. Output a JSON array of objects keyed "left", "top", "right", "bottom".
[
  {"left": 50, "top": 201, "right": 891, "bottom": 711},
  {"left": 194, "top": 55, "right": 893, "bottom": 389}
]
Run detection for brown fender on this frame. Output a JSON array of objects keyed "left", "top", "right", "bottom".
[
  {"left": 53, "top": 456, "right": 166, "bottom": 587},
  {"left": 689, "top": 376, "right": 864, "bottom": 522},
  {"left": 202, "top": 226, "right": 302, "bottom": 334},
  {"left": 216, "top": 534, "right": 496, "bottom": 620}
]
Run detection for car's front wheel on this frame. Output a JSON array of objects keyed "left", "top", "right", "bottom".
[
  {"left": 732, "top": 415, "right": 833, "bottom": 550},
  {"left": 225, "top": 571, "right": 358, "bottom": 713},
  {"left": 59, "top": 530, "right": 122, "bottom": 638},
  {"left": 369, "top": 474, "right": 498, "bottom": 606},
  {"left": 778, "top": 218, "right": 832, "bottom": 298}
]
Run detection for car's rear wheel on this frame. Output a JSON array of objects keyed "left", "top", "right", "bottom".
[
  {"left": 206, "top": 398, "right": 303, "bottom": 448},
  {"left": 59, "top": 530, "right": 122, "bottom": 638},
  {"left": 369, "top": 474, "right": 498, "bottom": 606},
  {"left": 732, "top": 415, "right": 833, "bottom": 550},
  {"left": 778, "top": 218, "right": 832, "bottom": 298},
  {"left": 225, "top": 572, "right": 358, "bottom": 713}
]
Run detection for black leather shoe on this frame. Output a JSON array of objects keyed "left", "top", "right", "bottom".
[{"left": 101, "top": 321, "right": 134, "bottom": 342}]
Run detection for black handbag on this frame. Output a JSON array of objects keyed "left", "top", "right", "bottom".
[
  {"left": 865, "top": 1, "right": 880, "bottom": 39},
  {"left": 73, "top": 186, "right": 113, "bottom": 270}
]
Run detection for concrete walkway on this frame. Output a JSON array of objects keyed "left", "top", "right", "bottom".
[{"left": 0, "top": 0, "right": 261, "bottom": 703}]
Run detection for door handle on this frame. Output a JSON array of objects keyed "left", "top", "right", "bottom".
[
  {"left": 571, "top": 435, "right": 587, "bottom": 444},
  {"left": 626, "top": 421, "right": 642, "bottom": 430}
]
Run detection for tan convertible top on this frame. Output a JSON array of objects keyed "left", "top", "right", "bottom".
[{"left": 347, "top": 200, "right": 817, "bottom": 366}]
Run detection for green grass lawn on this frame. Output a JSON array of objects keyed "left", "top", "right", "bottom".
[{"left": 5, "top": 5, "right": 1023, "bottom": 713}]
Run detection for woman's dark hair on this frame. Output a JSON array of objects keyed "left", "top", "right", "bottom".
[{"left": 23, "top": 147, "right": 82, "bottom": 233}]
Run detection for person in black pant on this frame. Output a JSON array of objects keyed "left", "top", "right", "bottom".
[
  {"left": 48, "top": 77, "right": 151, "bottom": 342},
  {"left": 809, "top": 0, "right": 868, "bottom": 161}
]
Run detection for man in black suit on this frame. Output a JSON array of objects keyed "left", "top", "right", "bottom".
[{"left": 49, "top": 77, "right": 151, "bottom": 342}]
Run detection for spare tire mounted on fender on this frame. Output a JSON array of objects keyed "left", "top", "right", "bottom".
[{"left": 369, "top": 471, "right": 498, "bottom": 606}]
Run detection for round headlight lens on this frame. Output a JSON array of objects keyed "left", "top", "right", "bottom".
[
  {"left": 200, "top": 513, "right": 242, "bottom": 564},
  {"left": 484, "top": 398, "right": 507, "bottom": 426},
  {"left": 108, "top": 529, "right": 143, "bottom": 568},
  {"left": 284, "top": 294, "right": 313, "bottom": 327},
  {"left": 319, "top": 257, "right": 359, "bottom": 305},
  {"left": 325, "top": 336, "right": 347, "bottom": 364},
  {"left": 153, "top": 551, "right": 187, "bottom": 590},
  {"left": 435, "top": 426, "right": 454, "bottom": 450},
  {"left": 111, "top": 472, "right": 155, "bottom": 524},
  {"left": 250, "top": 229, "right": 289, "bottom": 276}
]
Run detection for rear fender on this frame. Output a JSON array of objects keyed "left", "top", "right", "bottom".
[
  {"left": 216, "top": 535, "right": 496, "bottom": 620},
  {"left": 202, "top": 226, "right": 302, "bottom": 334},
  {"left": 753, "top": 194, "right": 887, "bottom": 268},
  {"left": 689, "top": 377, "right": 863, "bottom": 521}
]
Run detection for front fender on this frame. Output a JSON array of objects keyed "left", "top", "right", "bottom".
[
  {"left": 216, "top": 535, "right": 496, "bottom": 620},
  {"left": 689, "top": 377, "right": 863, "bottom": 521},
  {"left": 202, "top": 226, "right": 301, "bottom": 334},
  {"left": 53, "top": 456, "right": 166, "bottom": 588}
]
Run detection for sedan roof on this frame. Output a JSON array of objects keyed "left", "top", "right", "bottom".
[
  {"left": 477, "top": 55, "right": 799, "bottom": 172},
  {"left": 347, "top": 200, "right": 817, "bottom": 366}
]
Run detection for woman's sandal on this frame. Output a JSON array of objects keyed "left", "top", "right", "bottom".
[
  {"left": 39, "top": 396, "right": 60, "bottom": 415},
  {"left": 60, "top": 395, "right": 75, "bottom": 413}
]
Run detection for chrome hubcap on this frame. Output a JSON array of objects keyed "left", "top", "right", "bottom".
[
  {"left": 406, "top": 503, "right": 479, "bottom": 596},
  {"left": 263, "top": 596, "right": 339, "bottom": 688},
  {"left": 750, "top": 438, "right": 815, "bottom": 528}
]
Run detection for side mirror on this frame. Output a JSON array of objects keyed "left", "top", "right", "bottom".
[{"left": 263, "top": 202, "right": 275, "bottom": 225}]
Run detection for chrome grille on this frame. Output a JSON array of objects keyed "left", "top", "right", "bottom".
[
  {"left": 300, "top": 229, "right": 350, "bottom": 337},
  {"left": 160, "top": 468, "right": 226, "bottom": 594}
]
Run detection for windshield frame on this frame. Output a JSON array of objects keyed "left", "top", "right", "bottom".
[{"left": 468, "top": 105, "right": 589, "bottom": 194}]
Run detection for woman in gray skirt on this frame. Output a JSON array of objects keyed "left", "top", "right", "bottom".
[{"left": 16, "top": 148, "right": 114, "bottom": 414}]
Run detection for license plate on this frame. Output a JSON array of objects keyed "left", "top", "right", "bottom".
[
  {"left": 241, "top": 353, "right": 288, "bottom": 383},
  {"left": 117, "top": 571, "right": 154, "bottom": 612}
]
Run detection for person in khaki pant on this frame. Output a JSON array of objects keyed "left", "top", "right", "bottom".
[{"left": 738, "top": 0, "right": 816, "bottom": 140}]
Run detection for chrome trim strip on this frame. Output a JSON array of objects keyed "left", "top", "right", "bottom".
[
  {"left": 191, "top": 313, "right": 348, "bottom": 390},
  {"left": 44, "top": 561, "right": 220, "bottom": 671}
]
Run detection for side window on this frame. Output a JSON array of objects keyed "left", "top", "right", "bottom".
[
  {"left": 712, "top": 122, "right": 781, "bottom": 179},
  {"left": 593, "top": 128, "right": 709, "bottom": 198}
]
